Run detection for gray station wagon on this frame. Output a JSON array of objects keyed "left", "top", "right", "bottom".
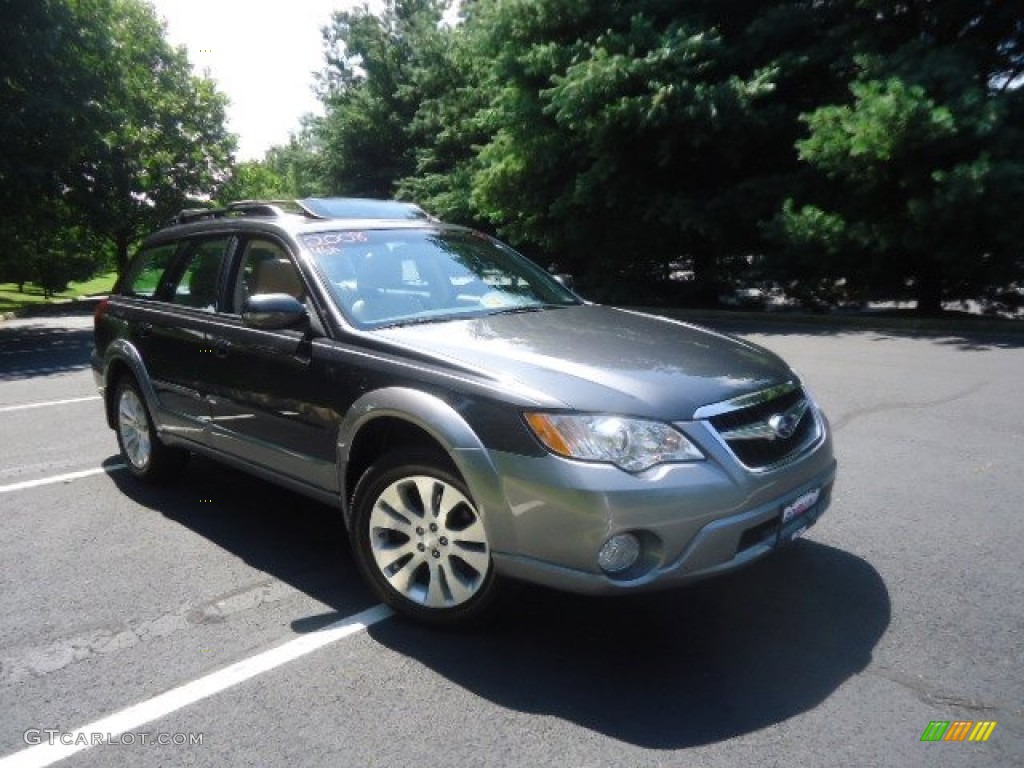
[{"left": 92, "top": 198, "right": 837, "bottom": 624}]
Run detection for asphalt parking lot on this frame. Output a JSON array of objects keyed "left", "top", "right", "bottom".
[{"left": 1, "top": 305, "right": 1021, "bottom": 768}]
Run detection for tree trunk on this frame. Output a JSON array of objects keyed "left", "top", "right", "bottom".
[
  {"left": 915, "top": 266, "right": 944, "bottom": 316},
  {"left": 115, "top": 231, "right": 132, "bottom": 276},
  {"left": 691, "top": 248, "right": 720, "bottom": 307}
]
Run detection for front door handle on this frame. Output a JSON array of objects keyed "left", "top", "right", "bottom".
[
  {"left": 213, "top": 339, "right": 231, "bottom": 358},
  {"left": 138, "top": 322, "right": 153, "bottom": 339}
]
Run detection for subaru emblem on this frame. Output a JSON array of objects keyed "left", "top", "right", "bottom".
[{"left": 769, "top": 412, "right": 800, "bottom": 440}]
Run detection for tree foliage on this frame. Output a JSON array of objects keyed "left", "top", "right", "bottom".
[
  {"left": 0, "top": 0, "right": 108, "bottom": 217},
  {"left": 264, "top": 117, "right": 332, "bottom": 198},
  {"left": 0, "top": 0, "right": 235, "bottom": 288},
  {"left": 14, "top": 0, "right": 1012, "bottom": 310},
  {"left": 7, "top": 0, "right": 1016, "bottom": 311},
  {"left": 317, "top": 0, "right": 450, "bottom": 197},
  {"left": 782, "top": 1, "right": 1024, "bottom": 312},
  {"left": 305, "top": 0, "right": 1022, "bottom": 312},
  {"left": 66, "top": 0, "right": 235, "bottom": 274}
]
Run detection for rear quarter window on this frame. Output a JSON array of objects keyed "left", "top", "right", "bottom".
[{"left": 123, "top": 243, "right": 180, "bottom": 298}]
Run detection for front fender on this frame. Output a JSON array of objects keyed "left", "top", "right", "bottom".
[{"left": 337, "top": 387, "right": 515, "bottom": 553}]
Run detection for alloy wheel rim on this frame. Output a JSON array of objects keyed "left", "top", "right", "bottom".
[
  {"left": 118, "top": 389, "right": 151, "bottom": 469},
  {"left": 368, "top": 475, "right": 490, "bottom": 609}
]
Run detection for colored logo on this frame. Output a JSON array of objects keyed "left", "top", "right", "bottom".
[{"left": 921, "top": 721, "right": 997, "bottom": 742}]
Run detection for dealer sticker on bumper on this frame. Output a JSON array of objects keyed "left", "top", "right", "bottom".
[
  {"left": 778, "top": 487, "right": 822, "bottom": 543},
  {"left": 782, "top": 488, "right": 821, "bottom": 524}
]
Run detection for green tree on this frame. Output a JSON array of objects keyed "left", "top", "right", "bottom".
[
  {"left": 311, "top": 0, "right": 1023, "bottom": 309},
  {"left": 0, "top": 201, "right": 105, "bottom": 297},
  {"left": 318, "top": 0, "right": 449, "bottom": 197},
  {"left": 395, "top": 11, "right": 493, "bottom": 226},
  {"left": 263, "top": 117, "right": 332, "bottom": 198},
  {"left": 463, "top": 1, "right": 858, "bottom": 298},
  {"left": 2, "top": 0, "right": 235, "bottom": 280},
  {"left": 219, "top": 117, "right": 331, "bottom": 203},
  {"left": 781, "top": 1, "right": 1024, "bottom": 313},
  {"left": 64, "top": 0, "right": 235, "bottom": 274},
  {"left": 218, "top": 161, "right": 290, "bottom": 203},
  {"left": 0, "top": 0, "right": 109, "bottom": 217}
]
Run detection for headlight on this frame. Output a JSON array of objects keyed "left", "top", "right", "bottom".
[{"left": 523, "top": 413, "right": 704, "bottom": 472}]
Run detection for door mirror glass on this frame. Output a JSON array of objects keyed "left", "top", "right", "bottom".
[{"left": 242, "top": 294, "right": 308, "bottom": 329}]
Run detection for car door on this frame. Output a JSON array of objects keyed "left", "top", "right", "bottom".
[
  {"left": 202, "top": 235, "right": 341, "bottom": 493},
  {"left": 119, "top": 236, "right": 234, "bottom": 442}
]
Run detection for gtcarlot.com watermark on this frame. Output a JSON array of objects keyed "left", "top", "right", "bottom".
[{"left": 24, "top": 729, "right": 204, "bottom": 747}]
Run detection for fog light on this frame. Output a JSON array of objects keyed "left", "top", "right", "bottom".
[{"left": 598, "top": 533, "right": 641, "bottom": 574}]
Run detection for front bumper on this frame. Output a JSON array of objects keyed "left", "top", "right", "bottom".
[{"left": 480, "top": 420, "right": 837, "bottom": 595}]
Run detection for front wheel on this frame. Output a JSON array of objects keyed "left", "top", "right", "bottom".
[
  {"left": 114, "top": 376, "right": 188, "bottom": 482},
  {"left": 350, "top": 450, "right": 499, "bottom": 625}
]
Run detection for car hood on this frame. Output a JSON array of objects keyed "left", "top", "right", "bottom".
[{"left": 373, "top": 304, "right": 793, "bottom": 419}]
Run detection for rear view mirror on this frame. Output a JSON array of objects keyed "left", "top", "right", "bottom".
[{"left": 242, "top": 293, "right": 308, "bottom": 329}]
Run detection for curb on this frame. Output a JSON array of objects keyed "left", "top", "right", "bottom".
[
  {"left": 0, "top": 296, "right": 104, "bottom": 322},
  {"left": 632, "top": 307, "right": 1024, "bottom": 336}
]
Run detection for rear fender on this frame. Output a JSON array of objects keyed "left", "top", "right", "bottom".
[{"left": 100, "top": 341, "right": 160, "bottom": 431}]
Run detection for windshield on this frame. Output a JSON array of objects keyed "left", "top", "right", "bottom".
[{"left": 301, "top": 228, "right": 580, "bottom": 328}]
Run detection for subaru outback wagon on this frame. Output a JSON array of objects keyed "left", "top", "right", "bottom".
[{"left": 93, "top": 198, "right": 836, "bottom": 624}]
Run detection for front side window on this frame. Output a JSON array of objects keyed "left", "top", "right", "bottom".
[
  {"left": 167, "top": 238, "right": 233, "bottom": 311},
  {"left": 302, "top": 229, "right": 579, "bottom": 327},
  {"left": 230, "top": 239, "right": 305, "bottom": 314}
]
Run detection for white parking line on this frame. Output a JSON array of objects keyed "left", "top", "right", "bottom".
[
  {"left": 0, "top": 603, "right": 393, "bottom": 768},
  {"left": 0, "top": 466, "right": 126, "bottom": 495},
  {"left": 0, "top": 396, "right": 101, "bottom": 414}
]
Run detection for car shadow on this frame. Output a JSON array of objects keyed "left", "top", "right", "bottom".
[
  {"left": 104, "top": 454, "right": 375, "bottom": 618},
  {"left": 365, "top": 541, "right": 889, "bottom": 749},
  {"left": 104, "top": 453, "right": 889, "bottom": 750}
]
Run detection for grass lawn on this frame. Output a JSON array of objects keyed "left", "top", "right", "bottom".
[{"left": 0, "top": 270, "right": 118, "bottom": 314}]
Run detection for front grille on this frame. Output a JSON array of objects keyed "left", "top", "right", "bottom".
[
  {"left": 707, "top": 386, "right": 819, "bottom": 470},
  {"left": 709, "top": 387, "right": 804, "bottom": 432}
]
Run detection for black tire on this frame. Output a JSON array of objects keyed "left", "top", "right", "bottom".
[
  {"left": 113, "top": 376, "right": 189, "bottom": 483},
  {"left": 350, "top": 449, "right": 500, "bottom": 625}
]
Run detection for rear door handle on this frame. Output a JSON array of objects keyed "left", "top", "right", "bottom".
[
  {"left": 213, "top": 339, "right": 231, "bottom": 358},
  {"left": 138, "top": 323, "right": 153, "bottom": 339}
]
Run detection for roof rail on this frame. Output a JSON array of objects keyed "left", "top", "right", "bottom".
[
  {"left": 167, "top": 197, "right": 432, "bottom": 227},
  {"left": 167, "top": 200, "right": 307, "bottom": 227}
]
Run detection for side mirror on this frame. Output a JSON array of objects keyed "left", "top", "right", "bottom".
[
  {"left": 242, "top": 293, "right": 308, "bottom": 329},
  {"left": 553, "top": 273, "right": 575, "bottom": 291}
]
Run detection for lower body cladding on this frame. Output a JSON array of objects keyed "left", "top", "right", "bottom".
[{"left": 478, "top": 445, "right": 837, "bottom": 596}]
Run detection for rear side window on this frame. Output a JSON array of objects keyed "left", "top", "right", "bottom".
[
  {"left": 168, "top": 238, "right": 233, "bottom": 311},
  {"left": 123, "top": 243, "right": 180, "bottom": 298}
]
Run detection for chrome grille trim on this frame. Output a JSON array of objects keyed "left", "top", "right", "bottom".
[
  {"left": 690, "top": 382, "right": 824, "bottom": 472},
  {"left": 719, "top": 398, "right": 810, "bottom": 442},
  {"left": 691, "top": 380, "right": 801, "bottom": 420}
]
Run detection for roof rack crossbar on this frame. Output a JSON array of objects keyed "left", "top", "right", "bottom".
[
  {"left": 167, "top": 200, "right": 310, "bottom": 227},
  {"left": 166, "top": 197, "right": 432, "bottom": 227}
]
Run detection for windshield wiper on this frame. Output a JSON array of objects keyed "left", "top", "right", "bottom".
[
  {"left": 484, "top": 303, "right": 570, "bottom": 317},
  {"left": 376, "top": 303, "right": 572, "bottom": 328},
  {"left": 375, "top": 314, "right": 461, "bottom": 329}
]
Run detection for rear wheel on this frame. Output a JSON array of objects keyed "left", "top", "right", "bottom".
[
  {"left": 351, "top": 450, "right": 498, "bottom": 625},
  {"left": 114, "top": 376, "right": 188, "bottom": 482}
]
